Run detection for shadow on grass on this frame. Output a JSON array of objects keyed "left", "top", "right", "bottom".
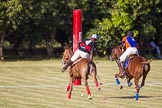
[{"left": 108, "top": 95, "right": 162, "bottom": 99}]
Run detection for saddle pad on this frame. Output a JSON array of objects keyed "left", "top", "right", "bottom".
[
  {"left": 124, "top": 59, "right": 129, "bottom": 69},
  {"left": 124, "top": 56, "right": 136, "bottom": 69}
]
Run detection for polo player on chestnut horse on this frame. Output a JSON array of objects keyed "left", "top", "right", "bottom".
[
  {"left": 110, "top": 45, "right": 152, "bottom": 100},
  {"left": 109, "top": 31, "right": 152, "bottom": 100},
  {"left": 61, "top": 34, "right": 101, "bottom": 99}
]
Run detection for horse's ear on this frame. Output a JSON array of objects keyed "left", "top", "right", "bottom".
[{"left": 64, "top": 45, "right": 69, "bottom": 49}]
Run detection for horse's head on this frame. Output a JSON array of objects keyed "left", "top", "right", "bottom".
[
  {"left": 62, "top": 46, "right": 74, "bottom": 64},
  {"left": 109, "top": 46, "right": 123, "bottom": 61}
]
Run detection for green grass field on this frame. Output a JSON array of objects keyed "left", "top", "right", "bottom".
[{"left": 0, "top": 59, "right": 162, "bottom": 108}]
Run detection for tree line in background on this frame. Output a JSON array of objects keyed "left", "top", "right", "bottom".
[{"left": 0, "top": 0, "right": 162, "bottom": 60}]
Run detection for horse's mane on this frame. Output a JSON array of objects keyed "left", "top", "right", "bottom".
[
  {"left": 114, "top": 46, "right": 123, "bottom": 57},
  {"left": 63, "top": 46, "right": 74, "bottom": 58}
]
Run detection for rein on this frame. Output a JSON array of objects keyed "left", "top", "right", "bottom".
[
  {"left": 111, "top": 47, "right": 122, "bottom": 66},
  {"left": 62, "top": 47, "right": 74, "bottom": 64},
  {"left": 67, "top": 49, "right": 73, "bottom": 60}
]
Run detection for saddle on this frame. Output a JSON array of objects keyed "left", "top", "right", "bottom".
[
  {"left": 71, "top": 58, "right": 92, "bottom": 67},
  {"left": 124, "top": 54, "right": 138, "bottom": 69},
  {"left": 71, "top": 57, "right": 82, "bottom": 67}
]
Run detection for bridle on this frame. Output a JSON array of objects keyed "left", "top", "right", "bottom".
[
  {"left": 110, "top": 47, "right": 122, "bottom": 64},
  {"left": 62, "top": 48, "right": 74, "bottom": 64}
]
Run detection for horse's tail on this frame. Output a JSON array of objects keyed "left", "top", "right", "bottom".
[
  {"left": 142, "top": 59, "right": 153, "bottom": 64},
  {"left": 142, "top": 59, "right": 152, "bottom": 73}
]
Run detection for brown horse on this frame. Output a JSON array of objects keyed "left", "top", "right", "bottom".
[
  {"left": 109, "top": 46, "right": 152, "bottom": 100},
  {"left": 62, "top": 46, "right": 100, "bottom": 99}
]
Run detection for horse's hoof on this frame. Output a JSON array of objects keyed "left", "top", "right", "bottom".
[
  {"left": 97, "top": 87, "right": 101, "bottom": 91},
  {"left": 120, "top": 85, "right": 123, "bottom": 89},
  {"left": 62, "top": 69, "right": 65, "bottom": 72},
  {"left": 138, "top": 85, "right": 142, "bottom": 89},
  {"left": 127, "top": 82, "right": 132, "bottom": 87},
  {"left": 88, "top": 95, "right": 92, "bottom": 99},
  {"left": 100, "top": 81, "right": 105, "bottom": 85}
]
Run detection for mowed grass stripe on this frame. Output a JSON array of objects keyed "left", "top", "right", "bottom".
[
  {"left": 0, "top": 72, "right": 55, "bottom": 85},
  {"left": 0, "top": 88, "right": 67, "bottom": 107},
  {"left": 0, "top": 60, "right": 162, "bottom": 108},
  {"left": 0, "top": 67, "right": 59, "bottom": 86}
]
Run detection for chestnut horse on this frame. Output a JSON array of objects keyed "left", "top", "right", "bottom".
[
  {"left": 110, "top": 46, "right": 152, "bottom": 100},
  {"left": 62, "top": 46, "right": 100, "bottom": 99}
]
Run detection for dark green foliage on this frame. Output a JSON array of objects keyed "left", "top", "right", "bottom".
[{"left": 0, "top": 0, "right": 162, "bottom": 58}]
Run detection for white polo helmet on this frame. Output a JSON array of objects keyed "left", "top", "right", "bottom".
[{"left": 91, "top": 34, "right": 98, "bottom": 40}]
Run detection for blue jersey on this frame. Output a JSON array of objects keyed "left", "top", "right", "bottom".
[{"left": 122, "top": 36, "right": 137, "bottom": 48}]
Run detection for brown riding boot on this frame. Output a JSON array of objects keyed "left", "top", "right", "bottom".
[
  {"left": 62, "top": 60, "right": 73, "bottom": 72},
  {"left": 119, "top": 62, "right": 126, "bottom": 76}
]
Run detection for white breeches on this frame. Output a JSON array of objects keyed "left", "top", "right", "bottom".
[
  {"left": 70, "top": 49, "right": 90, "bottom": 62},
  {"left": 120, "top": 47, "right": 138, "bottom": 62}
]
